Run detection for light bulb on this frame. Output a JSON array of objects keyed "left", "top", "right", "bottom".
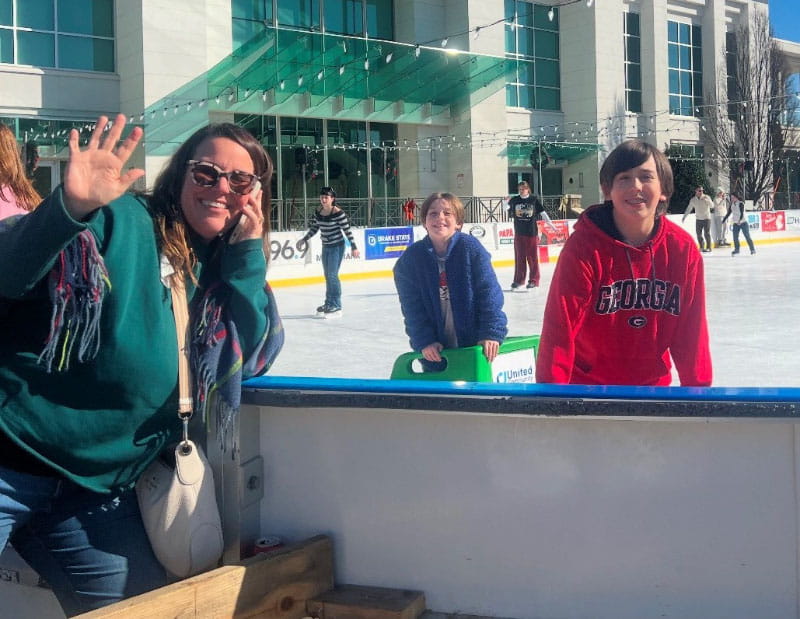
[
  {"left": 339, "top": 65, "right": 345, "bottom": 75},
  {"left": 279, "top": 80, "right": 285, "bottom": 90},
  {"left": 547, "top": 8, "right": 554, "bottom": 21},
  {"left": 587, "top": 0, "right": 594, "bottom": 6},
  {"left": 364, "top": 59, "right": 370, "bottom": 70},
  {"left": 385, "top": 52, "right": 393, "bottom": 63},
  {"left": 441, "top": 37, "right": 448, "bottom": 47},
  {"left": 415, "top": 45, "right": 421, "bottom": 58},
  {"left": 317, "top": 70, "right": 324, "bottom": 80}
]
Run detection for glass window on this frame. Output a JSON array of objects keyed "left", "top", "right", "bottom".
[
  {"left": 506, "top": 84, "right": 518, "bottom": 107},
  {"left": 325, "top": 0, "right": 362, "bottom": 35},
  {"left": 536, "top": 59, "right": 559, "bottom": 88},
  {"left": 0, "top": 0, "right": 11, "bottom": 25},
  {"left": 18, "top": 30, "right": 55, "bottom": 67},
  {"left": 0, "top": 28, "right": 12, "bottom": 62},
  {"left": 627, "top": 64, "right": 641, "bottom": 90},
  {"left": 625, "top": 12, "right": 639, "bottom": 37},
  {"left": 366, "top": 0, "right": 392, "bottom": 40},
  {"left": 624, "top": 13, "right": 642, "bottom": 113},
  {"left": 517, "top": 28, "right": 533, "bottom": 56},
  {"left": 2, "top": 0, "right": 113, "bottom": 71},
  {"left": 278, "top": 0, "right": 320, "bottom": 30},
  {"left": 233, "top": 18, "right": 264, "bottom": 48},
  {"left": 18, "top": 0, "right": 53, "bottom": 30},
  {"left": 532, "top": 4, "right": 555, "bottom": 29},
  {"left": 668, "top": 20, "right": 702, "bottom": 117},
  {"left": 59, "top": 34, "right": 113, "bottom": 71},
  {"left": 57, "top": 0, "right": 113, "bottom": 36},
  {"left": 504, "top": 0, "right": 560, "bottom": 111},
  {"left": 233, "top": 0, "right": 270, "bottom": 20},
  {"left": 535, "top": 87, "right": 559, "bottom": 111},
  {"left": 534, "top": 30, "right": 558, "bottom": 59},
  {"left": 627, "top": 90, "right": 642, "bottom": 114},
  {"left": 679, "top": 45, "right": 690, "bottom": 70},
  {"left": 504, "top": 0, "right": 515, "bottom": 21},
  {"left": 626, "top": 37, "right": 640, "bottom": 64},
  {"left": 668, "top": 21, "right": 678, "bottom": 41},
  {"left": 518, "top": 84, "right": 533, "bottom": 109},
  {"left": 678, "top": 22, "right": 690, "bottom": 44}
]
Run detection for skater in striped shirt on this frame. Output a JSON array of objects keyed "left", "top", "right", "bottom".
[{"left": 297, "top": 186, "right": 360, "bottom": 317}]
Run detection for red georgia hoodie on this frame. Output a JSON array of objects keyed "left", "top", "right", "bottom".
[{"left": 535, "top": 203, "right": 712, "bottom": 386}]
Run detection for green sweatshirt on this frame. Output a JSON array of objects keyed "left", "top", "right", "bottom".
[{"left": 0, "top": 188, "right": 268, "bottom": 493}]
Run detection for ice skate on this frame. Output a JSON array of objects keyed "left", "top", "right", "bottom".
[{"left": 323, "top": 306, "right": 343, "bottom": 318}]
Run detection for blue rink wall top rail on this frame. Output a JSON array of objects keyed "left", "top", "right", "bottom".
[{"left": 243, "top": 376, "right": 800, "bottom": 417}]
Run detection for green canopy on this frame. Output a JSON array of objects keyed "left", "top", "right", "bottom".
[{"left": 144, "top": 27, "right": 511, "bottom": 153}]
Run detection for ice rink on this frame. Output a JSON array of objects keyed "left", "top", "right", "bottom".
[{"left": 268, "top": 240, "right": 800, "bottom": 387}]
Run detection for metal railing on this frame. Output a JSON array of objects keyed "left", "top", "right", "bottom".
[{"left": 271, "top": 195, "right": 571, "bottom": 231}]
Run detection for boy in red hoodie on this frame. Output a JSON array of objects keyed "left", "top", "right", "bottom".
[{"left": 535, "top": 140, "right": 712, "bottom": 386}]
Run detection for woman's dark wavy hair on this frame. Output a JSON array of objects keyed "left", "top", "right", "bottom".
[
  {"left": 146, "top": 123, "right": 273, "bottom": 282},
  {"left": 600, "top": 140, "right": 673, "bottom": 215}
]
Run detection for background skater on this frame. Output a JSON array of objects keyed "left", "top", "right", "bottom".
[
  {"left": 507, "top": 180, "right": 556, "bottom": 290},
  {"left": 712, "top": 187, "right": 731, "bottom": 247},
  {"left": 297, "top": 186, "right": 360, "bottom": 317},
  {"left": 683, "top": 186, "right": 714, "bottom": 253},
  {"left": 727, "top": 193, "right": 756, "bottom": 256}
]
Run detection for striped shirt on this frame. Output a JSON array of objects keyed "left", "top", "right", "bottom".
[{"left": 302, "top": 208, "right": 358, "bottom": 249}]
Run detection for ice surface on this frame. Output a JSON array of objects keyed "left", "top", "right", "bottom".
[{"left": 268, "top": 242, "right": 800, "bottom": 387}]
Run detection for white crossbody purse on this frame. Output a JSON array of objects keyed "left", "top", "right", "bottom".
[{"left": 135, "top": 272, "right": 224, "bottom": 579}]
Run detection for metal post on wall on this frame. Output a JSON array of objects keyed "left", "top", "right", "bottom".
[
  {"left": 538, "top": 142, "right": 544, "bottom": 198},
  {"left": 383, "top": 146, "right": 388, "bottom": 226}
]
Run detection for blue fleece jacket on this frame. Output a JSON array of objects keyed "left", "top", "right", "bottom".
[{"left": 393, "top": 231, "right": 507, "bottom": 352}]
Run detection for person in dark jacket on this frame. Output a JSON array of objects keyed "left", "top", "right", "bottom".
[{"left": 393, "top": 192, "right": 508, "bottom": 371}]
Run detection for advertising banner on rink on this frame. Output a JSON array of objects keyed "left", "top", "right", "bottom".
[
  {"left": 365, "top": 226, "right": 414, "bottom": 260},
  {"left": 537, "top": 219, "right": 570, "bottom": 245},
  {"left": 761, "top": 210, "right": 786, "bottom": 232}
]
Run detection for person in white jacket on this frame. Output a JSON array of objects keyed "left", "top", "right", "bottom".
[
  {"left": 682, "top": 186, "right": 714, "bottom": 252},
  {"left": 712, "top": 187, "right": 731, "bottom": 247}
]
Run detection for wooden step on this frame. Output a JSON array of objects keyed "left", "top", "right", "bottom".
[
  {"left": 76, "top": 535, "right": 333, "bottom": 618},
  {"left": 307, "top": 584, "right": 425, "bottom": 619}
]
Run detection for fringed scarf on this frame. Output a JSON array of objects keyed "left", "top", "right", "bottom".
[
  {"left": 189, "top": 280, "right": 284, "bottom": 450},
  {"left": 39, "top": 230, "right": 110, "bottom": 373},
  {"left": 39, "top": 230, "right": 285, "bottom": 450}
]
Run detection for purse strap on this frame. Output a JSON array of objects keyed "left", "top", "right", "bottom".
[{"left": 168, "top": 273, "right": 194, "bottom": 447}]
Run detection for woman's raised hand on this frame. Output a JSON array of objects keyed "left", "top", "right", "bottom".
[{"left": 63, "top": 114, "right": 144, "bottom": 219}]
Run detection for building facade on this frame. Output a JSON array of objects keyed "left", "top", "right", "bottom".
[{"left": 1, "top": 0, "right": 797, "bottom": 228}]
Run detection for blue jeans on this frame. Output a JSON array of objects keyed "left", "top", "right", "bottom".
[
  {"left": 0, "top": 465, "right": 166, "bottom": 616},
  {"left": 321, "top": 242, "right": 345, "bottom": 309},
  {"left": 732, "top": 222, "right": 755, "bottom": 253}
]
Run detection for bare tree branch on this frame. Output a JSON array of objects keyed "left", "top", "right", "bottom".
[{"left": 702, "top": 11, "right": 797, "bottom": 205}]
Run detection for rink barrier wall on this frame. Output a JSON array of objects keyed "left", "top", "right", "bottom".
[
  {"left": 235, "top": 378, "right": 800, "bottom": 618},
  {"left": 266, "top": 211, "right": 800, "bottom": 287}
]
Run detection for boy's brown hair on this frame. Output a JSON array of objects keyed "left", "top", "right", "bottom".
[
  {"left": 420, "top": 192, "right": 465, "bottom": 225},
  {"left": 600, "top": 140, "right": 674, "bottom": 214}
]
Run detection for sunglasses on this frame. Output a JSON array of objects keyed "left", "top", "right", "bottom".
[{"left": 186, "top": 160, "right": 259, "bottom": 195}]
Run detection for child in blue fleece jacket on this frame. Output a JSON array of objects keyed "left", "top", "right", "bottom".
[{"left": 393, "top": 192, "right": 507, "bottom": 369}]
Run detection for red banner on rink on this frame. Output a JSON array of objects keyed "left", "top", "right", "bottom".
[
  {"left": 537, "top": 219, "right": 570, "bottom": 245},
  {"left": 761, "top": 210, "right": 786, "bottom": 232}
]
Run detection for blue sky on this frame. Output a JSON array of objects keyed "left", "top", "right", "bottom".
[{"left": 770, "top": 0, "right": 800, "bottom": 42}]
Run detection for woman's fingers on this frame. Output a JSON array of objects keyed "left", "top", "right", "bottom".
[
  {"left": 87, "top": 115, "right": 109, "bottom": 150},
  {"left": 114, "top": 125, "right": 144, "bottom": 165}
]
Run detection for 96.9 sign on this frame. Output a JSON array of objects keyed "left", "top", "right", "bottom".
[{"left": 269, "top": 238, "right": 309, "bottom": 263}]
